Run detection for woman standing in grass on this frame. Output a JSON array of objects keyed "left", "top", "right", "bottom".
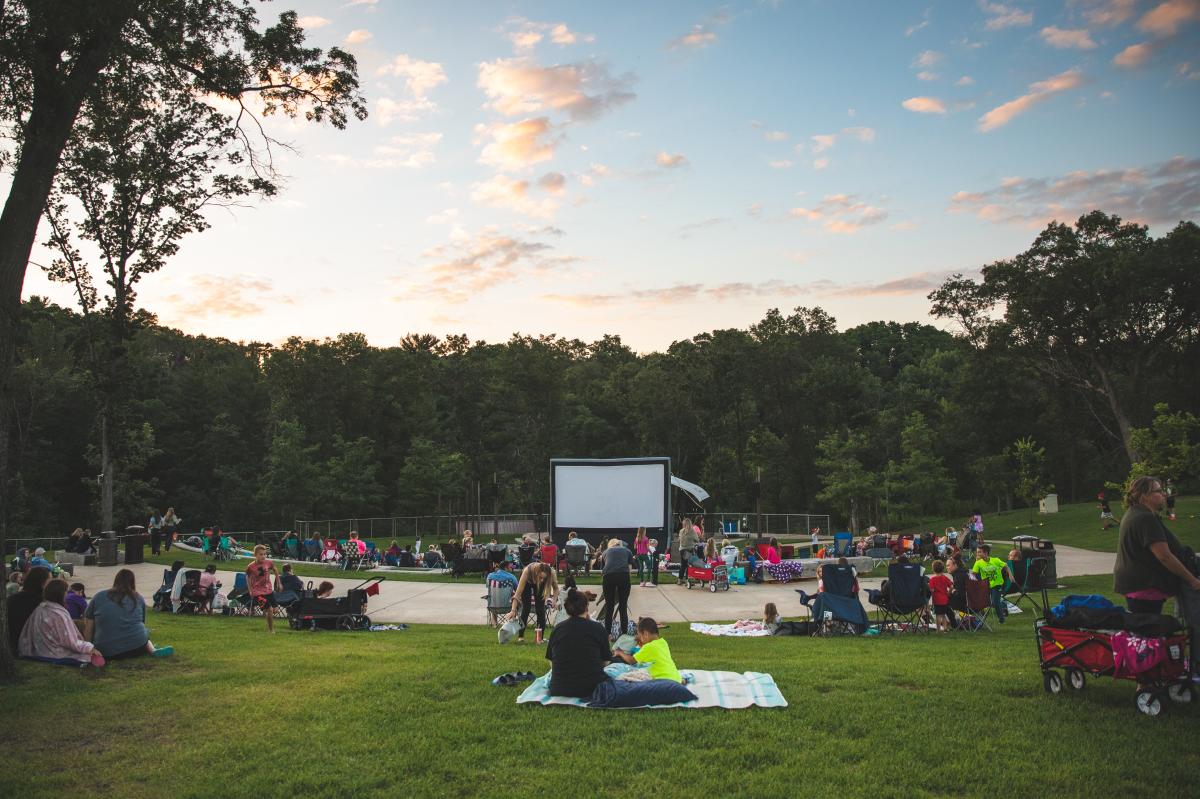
[
  {"left": 246, "top": 545, "right": 280, "bottom": 633},
  {"left": 508, "top": 561, "right": 559, "bottom": 644}
]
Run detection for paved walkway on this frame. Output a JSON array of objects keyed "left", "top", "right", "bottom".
[{"left": 64, "top": 545, "right": 1115, "bottom": 625}]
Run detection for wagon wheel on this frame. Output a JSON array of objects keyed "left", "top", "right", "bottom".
[
  {"left": 359, "top": 615, "right": 372, "bottom": 630},
  {"left": 1135, "top": 690, "right": 1164, "bottom": 717},
  {"left": 1065, "top": 668, "right": 1086, "bottom": 691},
  {"left": 686, "top": 580, "right": 694, "bottom": 589},
  {"left": 708, "top": 582, "right": 717, "bottom": 593},
  {"left": 1042, "top": 670, "right": 1063, "bottom": 694},
  {"left": 1167, "top": 683, "right": 1193, "bottom": 704},
  {"left": 337, "top": 615, "right": 356, "bottom": 631},
  {"left": 288, "top": 616, "right": 302, "bottom": 631}
]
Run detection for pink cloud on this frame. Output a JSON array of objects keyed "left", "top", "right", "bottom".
[
  {"left": 475, "top": 117, "right": 560, "bottom": 170},
  {"left": 902, "top": 96, "right": 947, "bottom": 114},
  {"left": 1040, "top": 26, "right": 1097, "bottom": 49},
  {"left": 977, "top": 68, "right": 1084, "bottom": 132},
  {"left": 1138, "top": 0, "right": 1200, "bottom": 36}
]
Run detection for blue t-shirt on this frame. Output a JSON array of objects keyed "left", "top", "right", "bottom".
[{"left": 84, "top": 590, "right": 148, "bottom": 657}]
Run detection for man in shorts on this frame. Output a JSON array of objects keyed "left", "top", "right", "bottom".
[{"left": 246, "top": 544, "right": 280, "bottom": 632}]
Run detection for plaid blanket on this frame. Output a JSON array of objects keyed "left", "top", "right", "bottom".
[
  {"left": 689, "top": 622, "right": 773, "bottom": 637},
  {"left": 516, "top": 663, "right": 787, "bottom": 709}
]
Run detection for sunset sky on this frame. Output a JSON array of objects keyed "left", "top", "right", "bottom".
[{"left": 20, "top": 0, "right": 1200, "bottom": 352}]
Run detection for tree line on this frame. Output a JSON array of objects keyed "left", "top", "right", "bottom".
[{"left": 8, "top": 211, "right": 1198, "bottom": 538}]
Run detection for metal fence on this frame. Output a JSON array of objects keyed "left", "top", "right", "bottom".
[
  {"left": 294, "top": 514, "right": 550, "bottom": 542},
  {"left": 292, "top": 512, "right": 832, "bottom": 542},
  {"left": 701, "top": 513, "right": 832, "bottom": 538}
]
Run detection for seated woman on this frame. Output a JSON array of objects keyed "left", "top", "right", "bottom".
[
  {"left": 545, "top": 587, "right": 612, "bottom": 698},
  {"left": 84, "top": 569, "right": 173, "bottom": 660},
  {"left": 719, "top": 539, "right": 738, "bottom": 569},
  {"left": 278, "top": 564, "right": 304, "bottom": 594},
  {"left": 8, "top": 567, "right": 52, "bottom": 653},
  {"left": 385, "top": 540, "right": 402, "bottom": 566},
  {"left": 423, "top": 546, "right": 445, "bottom": 569},
  {"left": 19, "top": 579, "right": 105, "bottom": 667}
]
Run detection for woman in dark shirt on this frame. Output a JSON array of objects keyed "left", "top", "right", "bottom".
[
  {"left": 6, "top": 566, "right": 51, "bottom": 654},
  {"left": 545, "top": 588, "right": 612, "bottom": 698}
]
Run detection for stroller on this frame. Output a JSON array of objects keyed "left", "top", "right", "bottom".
[
  {"left": 685, "top": 562, "right": 730, "bottom": 592},
  {"left": 152, "top": 567, "right": 181, "bottom": 612},
  {"left": 286, "top": 576, "right": 383, "bottom": 631},
  {"left": 175, "top": 570, "right": 206, "bottom": 614}
]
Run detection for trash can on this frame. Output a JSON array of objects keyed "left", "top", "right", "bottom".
[
  {"left": 97, "top": 538, "right": 119, "bottom": 567},
  {"left": 124, "top": 535, "right": 145, "bottom": 565},
  {"left": 1012, "top": 535, "right": 1056, "bottom": 588}
]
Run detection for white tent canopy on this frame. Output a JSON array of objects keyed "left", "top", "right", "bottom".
[{"left": 671, "top": 475, "right": 709, "bottom": 505}]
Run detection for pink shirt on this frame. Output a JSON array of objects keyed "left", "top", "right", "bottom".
[
  {"left": 246, "top": 559, "right": 275, "bottom": 597},
  {"left": 766, "top": 546, "right": 781, "bottom": 565},
  {"left": 354, "top": 539, "right": 367, "bottom": 555},
  {"left": 199, "top": 572, "right": 218, "bottom": 594},
  {"left": 635, "top": 538, "right": 649, "bottom": 555},
  {"left": 18, "top": 601, "right": 94, "bottom": 661}
]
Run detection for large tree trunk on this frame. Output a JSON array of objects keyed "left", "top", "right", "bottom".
[
  {"left": 100, "top": 410, "right": 113, "bottom": 533},
  {"left": 0, "top": 9, "right": 130, "bottom": 678},
  {"left": 1092, "top": 359, "right": 1139, "bottom": 466}
]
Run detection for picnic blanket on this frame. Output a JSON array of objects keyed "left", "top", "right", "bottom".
[
  {"left": 689, "top": 621, "right": 773, "bottom": 637},
  {"left": 764, "top": 561, "right": 805, "bottom": 582},
  {"left": 516, "top": 663, "right": 787, "bottom": 709}
]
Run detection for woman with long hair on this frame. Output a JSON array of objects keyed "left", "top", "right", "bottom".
[
  {"left": 634, "top": 528, "right": 651, "bottom": 587},
  {"left": 7, "top": 566, "right": 52, "bottom": 654},
  {"left": 508, "top": 561, "right": 559, "bottom": 644},
  {"left": 85, "top": 569, "right": 173, "bottom": 659}
]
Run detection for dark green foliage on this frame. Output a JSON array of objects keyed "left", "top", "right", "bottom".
[{"left": 7, "top": 212, "right": 1198, "bottom": 535}]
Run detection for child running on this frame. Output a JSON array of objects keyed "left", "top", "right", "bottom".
[
  {"left": 614, "top": 617, "right": 682, "bottom": 683},
  {"left": 246, "top": 544, "right": 280, "bottom": 633},
  {"left": 928, "top": 560, "right": 953, "bottom": 632}
]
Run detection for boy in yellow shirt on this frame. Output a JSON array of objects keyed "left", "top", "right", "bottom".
[{"left": 614, "top": 617, "right": 682, "bottom": 682}]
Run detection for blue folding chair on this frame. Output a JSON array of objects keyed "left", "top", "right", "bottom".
[
  {"left": 869, "top": 561, "right": 930, "bottom": 633},
  {"left": 833, "top": 532, "right": 853, "bottom": 557}
]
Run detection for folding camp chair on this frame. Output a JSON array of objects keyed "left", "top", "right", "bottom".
[
  {"left": 870, "top": 561, "right": 931, "bottom": 633},
  {"left": 227, "top": 572, "right": 255, "bottom": 616},
  {"left": 564, "top": 545, "right": 588, "bottom": 577},
  {"left": 1005, "top": 556, "right": 1046, "bottom": 614},
  {"left": 804, "top": 563, "right": 869, "bottom": 636},
  {"left": 517, "top": 543, "right": 536, "bottom": 567},
  {"left": 540, "top": 544, "right": 559, "bottom": 574},
  {"left": 485, "top": 579, "right": 515, "bottom": 626},
  {"left": 284, "top": 538, "right": 301, "bottom": 560},
  {"left": 865, "top": 548, "right": 893, "bottom": 569},
  {"left": 833, "top": 532, "right": 853, "bottom": 557},
  {"left": 961, "top": 577, "right": 994, "bottom": 632}
]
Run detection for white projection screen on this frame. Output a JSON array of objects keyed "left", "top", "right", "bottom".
[{"left": 550, "top": 458, "right": 671, "bottom": 545}]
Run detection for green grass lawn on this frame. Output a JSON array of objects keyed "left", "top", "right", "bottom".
[
  {"left": 1, "top": 574, "right": 1195, "bottom": 799},
  {"left": 902, "top": 496, "right": 1199, "bottom": 552}
]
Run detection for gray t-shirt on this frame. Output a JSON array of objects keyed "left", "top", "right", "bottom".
[
  {"left": 602, "top": 544, "right": 634, "bottom": 575},
  {"left": 84, "top": 590, "right": 148, "bottom": 657}
]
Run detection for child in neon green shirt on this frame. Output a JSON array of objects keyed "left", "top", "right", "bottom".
[
  {"left": 614, "top": 617, "right": 682, "bottom": 682},
  {"left": 972, "top": 544, "right": 1011, "bottom": 623}
]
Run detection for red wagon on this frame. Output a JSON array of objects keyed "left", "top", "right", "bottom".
[
  {"left": 686, "top": 562, "right": 730, "bottom": 592},
  {"left": 1035, "top": 594, "right": 1193, "bottom": 716}
]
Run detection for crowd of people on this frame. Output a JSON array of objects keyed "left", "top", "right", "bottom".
[{"left": 6, "top": 566, "right": 173, "bottom": 668}]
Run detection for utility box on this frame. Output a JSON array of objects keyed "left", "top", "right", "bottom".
[{"left": 1039, "top": 494, "right": 1059, "bottom": 514}]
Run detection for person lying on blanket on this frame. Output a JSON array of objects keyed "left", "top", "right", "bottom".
[{"left": 613, "top": 617, "right": 682, "bottom": 683}]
